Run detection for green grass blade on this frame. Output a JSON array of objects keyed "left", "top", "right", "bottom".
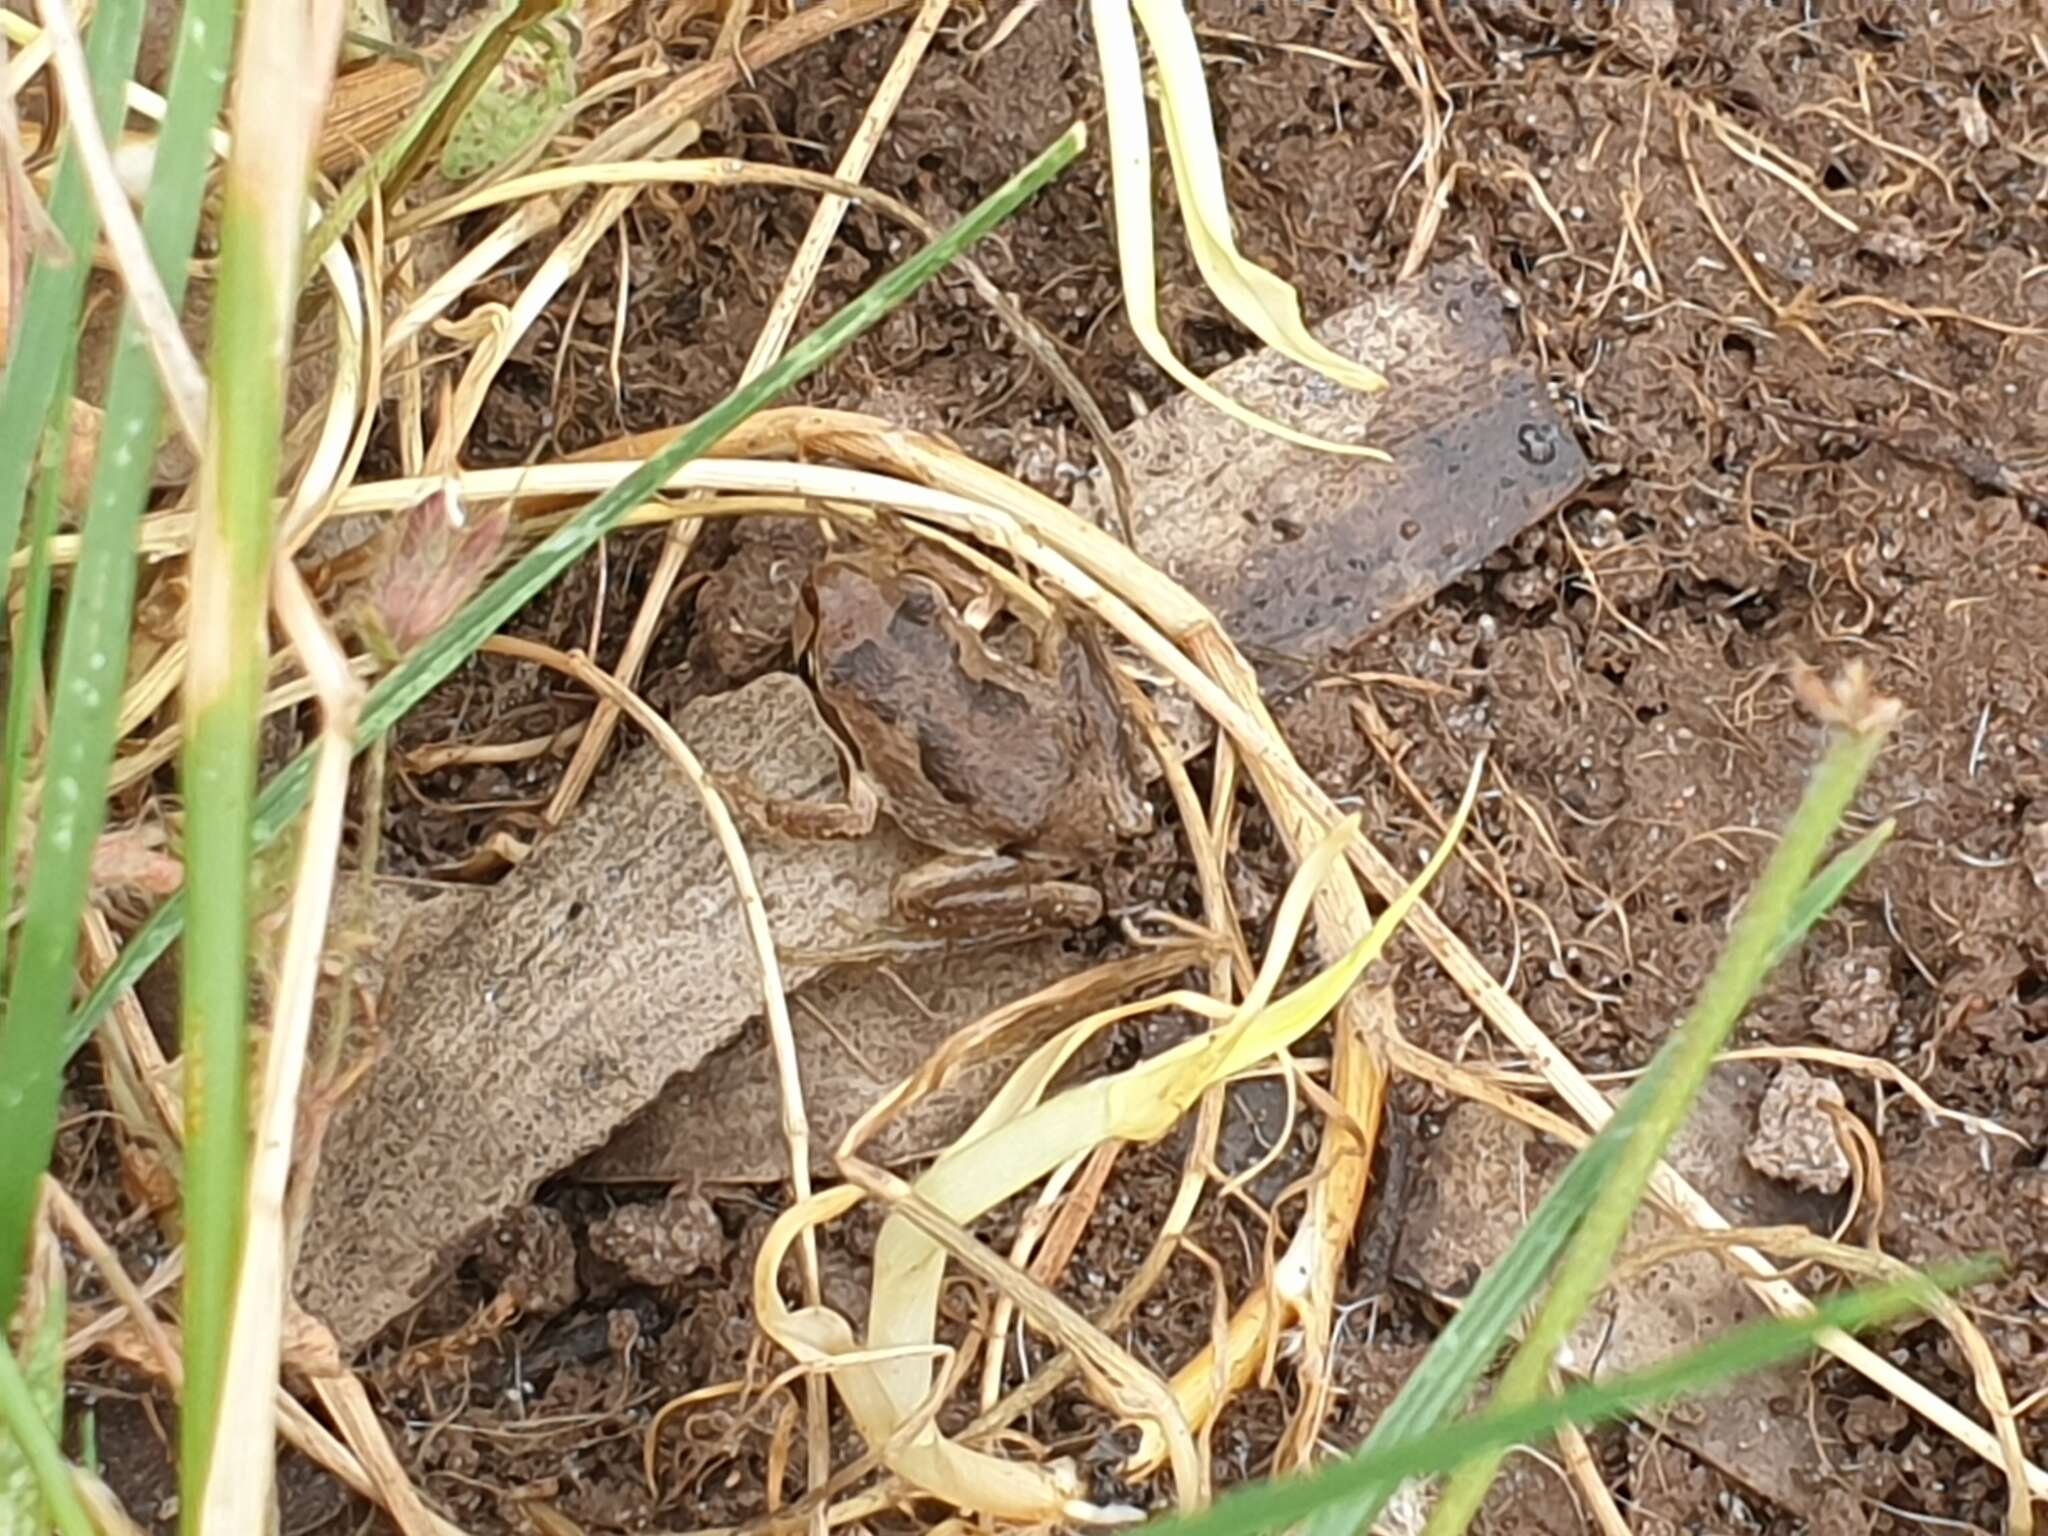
[
  {"left": 0, "top": 1258, "right": 90, "bottom": 1536},
  {"left": 1426, "top": 701, "right": 1896, "bottom": 1533},
  {"left": 0, "top": 0, "right": 156, "bottom": 1324},
  {"left": 66, "top": 119, "right": 1088, "bottom": 1057},
  {"left": 81, "top": 0, "right": 240, "bottom": 551},
  {"left": 0, "top": 0, "right": 148, "bottom": 584},
  {"left": 1299, "top": 1050, "right": 1676, "bottom": 1536},
  {"left": 1152, "top": 1260, "right": 1986, "bottom": 1536},
  {"left": 0, "top": 1378, "right": 88, "bottom": 1536},
  {"left": 179, "top": 1, "right": 326, "bottom": 1508},
  {"left": 102, "top": 0, "right": 244, "bottom": 1486},
  {"left": 0, "top": 395, "right": 75, "bottom": 1003},
  {"left": 1766, "top": 819, "right": 1894, "bottom": 971},
  {"left": 118, "top": 0, "right": 249, "bottom": 1512},
  {"left": 33, "top": 0, "right": 241, "bottom": 995},
  {"left": 0, "top": 0, "right": 238, "bottom": 1327}
]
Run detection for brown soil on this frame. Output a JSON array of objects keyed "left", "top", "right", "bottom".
[{"left": 79, "top": 1, "right": 2048, "bottom": 1532}]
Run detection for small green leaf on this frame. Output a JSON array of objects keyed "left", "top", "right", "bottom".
[
  {"left": 1767, "top": 820, "right": 1894, "bottom": 971},
  {"left": 438, "top": 13, "right": 576, "bottom": 182},
  {"left": 1, "top": 1251, "right": 68, "bottom": 1536}
]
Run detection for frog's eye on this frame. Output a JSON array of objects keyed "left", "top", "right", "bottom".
[{"left": 898, "top": 578, "right": 944, "bottom": 624}]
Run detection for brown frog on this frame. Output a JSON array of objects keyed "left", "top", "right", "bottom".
[{"left": 791, "top": 550, "right": 1153, "bottom": 936}]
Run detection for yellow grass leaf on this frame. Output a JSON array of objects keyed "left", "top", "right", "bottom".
[
  {"left": 1091, "top": 0, "right": 1388, "bottom": 459},
  {"left": 1133, "top": 0, "right": 1387, "bottom": 397}
]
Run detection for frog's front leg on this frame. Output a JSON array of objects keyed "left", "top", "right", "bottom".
[
  {"left": 892, "top": 853, "right": 1103, "bottom": 936},
  {"left": 722, "top": 761, "right": 882, "bottom": 841}
]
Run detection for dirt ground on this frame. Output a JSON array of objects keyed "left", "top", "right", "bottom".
[{"left": 73, "top": 0, "right": 2048, "bottom": 1531}]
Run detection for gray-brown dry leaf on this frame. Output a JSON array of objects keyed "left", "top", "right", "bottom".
[
  {"left": 1072, "top": 255, "right": 1586, "bottom": 664},
  {"left": 580, "top": 938, "right": 1085, "bottom": 1184},
  {"left": 298, "top": 673, "right": 925, "bottom": 1352}
]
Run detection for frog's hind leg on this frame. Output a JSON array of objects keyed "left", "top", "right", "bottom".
[{"left": 891, "top": 853, "right": 1103, "bottom": 935}]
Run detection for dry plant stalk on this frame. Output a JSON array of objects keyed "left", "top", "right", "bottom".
[
  {"left": 207, "top": 559, "right": 361, "bottom": 1527},
  {"left": 49, "top": 1178, "right": 457, "bottom": 1534}
]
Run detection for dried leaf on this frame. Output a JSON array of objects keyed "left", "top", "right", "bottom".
[
  {"left": 357, "top": 482, "right": 510, "bottom": 660},
  {"left": 1133, "top": 0, "right": 1386, "bottom": 397}
]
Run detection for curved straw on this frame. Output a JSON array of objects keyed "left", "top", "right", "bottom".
[{"left": 756, "top": 769, "right": 1478, "bottom": 1521}]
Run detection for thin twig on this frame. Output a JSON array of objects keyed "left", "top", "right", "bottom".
[
  {"left": 746, "top": 0, "right": 950, "bottom": 373},
  {"left": 47, "top": 1180, "right": 182, "bottom": 1378}
]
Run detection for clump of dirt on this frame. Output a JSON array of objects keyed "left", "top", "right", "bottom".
[
  {"left": 236, "top": 1, "right": 2048, "bottom": 1532},
  {"left": 1746, "top": 1063, "right": 1853, "bottom": 1195},
  {"left": 1808, "top": 947, "right": 1901, "bottom": 1054}
]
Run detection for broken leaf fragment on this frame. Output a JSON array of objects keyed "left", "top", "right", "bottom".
[{"left": 438, "top": 5, "right": 577, "bottom": 182}]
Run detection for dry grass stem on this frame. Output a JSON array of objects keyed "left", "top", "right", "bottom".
[
  {"left": 32, "top": 0, "right": 208, "bottom": 447},
  {"left": 204, "top": 558, "right": 362, "bottom": 1531}
]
